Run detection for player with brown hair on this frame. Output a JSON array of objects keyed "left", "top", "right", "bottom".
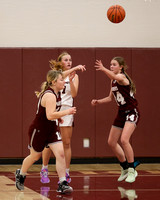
[{"left": 91, "top": 57, "right": 140, "bottom": 183}]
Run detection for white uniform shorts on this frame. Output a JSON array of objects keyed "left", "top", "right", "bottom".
[{"left": 59, "top": 106, "right": 74, "bottom": 127}]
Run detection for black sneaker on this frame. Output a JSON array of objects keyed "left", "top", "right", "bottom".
[
  {"left": 57, "top": 181, "right": 73, "bottom": 194},
  {"left": 15, "top": 169, "right": 26, "bottom": 190}
]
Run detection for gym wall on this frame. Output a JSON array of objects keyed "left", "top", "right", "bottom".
[
  {"left": 0, "top": 0, "right": 160, "bottom": 161},
  {"left": 0, "top": 0, "right": 159, "bottom": 48},
  {"left": 0, "top": 47, "right": 159, "bottom": 159}
]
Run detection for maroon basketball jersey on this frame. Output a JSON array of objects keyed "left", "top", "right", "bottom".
[
  {"left": 32, "top": 87, "right": 61, "bottom": 130},
  {"left": 111, "top": 80, "right": 138, "bottom": 111}
]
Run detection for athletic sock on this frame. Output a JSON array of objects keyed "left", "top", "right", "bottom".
[
  {"left": 59, "top": 177, "right": 66, "bottom": 183},
  {"left": 66, "top": 168, "right": 70, "bottom": 175},
  {"left": 20, "top": 169, "right": 26, "bottom": 177},
  {"left": 128, "top": 162, "right": 135, "bottom": 169},
  {"left": 42, "top": 165, "right": 48, "bottom": 169},
  {"left": 120, "top": 160, "right": 128, "bottom": 170}
]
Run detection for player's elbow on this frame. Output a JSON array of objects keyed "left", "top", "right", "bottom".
[
  {"left": 109, "top": 95, "right": 114, "bottom": 102},
  {"left": 71, "top": 89, "right": 78, "bottom": 98},
  {"left": 72, "top": 93, "right": 77, "bottom": 98},
  {"left": 46, "top": 113, "right": 56, "bottom": 121},
  {"left": 109, "top": 97, "right": 112, "bottom": 102},
  {"left": 46, "top": 115, "right": 52, "bottom": 120}
]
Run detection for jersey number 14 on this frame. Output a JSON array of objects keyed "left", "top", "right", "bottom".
[{"left": 116, "top": 91, "right": 126, "bottom": 106}]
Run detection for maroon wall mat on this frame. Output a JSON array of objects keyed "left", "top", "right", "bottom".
[
  {"left": 0, "top": 48, "right": 159, "bottom": 158},
  {"left": 0, "top": 48, "right": 22, "bottom": 157}
]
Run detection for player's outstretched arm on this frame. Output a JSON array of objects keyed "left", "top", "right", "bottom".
[
  {"left": 91, "top": 89, "right": 113, "bottom": 106},
  {"left": 63, "top": 65, "right": 86, "bottom": 78},
  {"left": 95, "top": 60, "right": 119, "bottom": 80}
]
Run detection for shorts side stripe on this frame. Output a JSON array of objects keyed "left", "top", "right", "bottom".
[
  {"left": 134, "top": 108, "right": 139, "bottom": 124},
  {"left": 30, "top": 129, "right": 36, "bottom": 147}
]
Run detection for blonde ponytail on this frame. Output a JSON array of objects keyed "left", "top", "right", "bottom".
[
  {"left": 35, "top": 81, "right": 49, "bottom": 98},
  {"left": 49, "top": 59, "right": 64, "bottom": 71}
]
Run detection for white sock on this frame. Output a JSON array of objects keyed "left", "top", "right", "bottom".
[
  {"left": 59, "top": 177, "right": 66, "bottom": 183},
  {"left": 42, "top": 165, "right": 48, "bottom": 169},
  {"left": 66, "top": 168, "right": 70, "bottom": 175},
  {"left": 20, "top": 169, "right": 26, "bottom": 177}
]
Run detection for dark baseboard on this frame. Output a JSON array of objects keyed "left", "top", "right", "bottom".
[{"left": 0, "top": 157, "right": 159, "bottom": 165}]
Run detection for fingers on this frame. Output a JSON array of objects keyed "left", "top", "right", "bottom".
[
  {"left": 71, "top": 107, "right": 77, "bottom": 114},
  {"left": 69, "top": 71, "right": 76, "bottom": 80},
  {"left": 77, "top": 65, "right": 86, "bottom": 72},
  {"left": 94, "top": 66, "right": 101, "bottom": 71},
  {"left": 94, "top": 60, "right": 104, "bottom": 71},
  {"left": 80, "top": 65, "right": 86, "bottom": 72},
  {"left": 91, "top": 99, "right": 98, "bottom": 106},
  {"left": 67, "top": 107, "right": 77, "bottom": 115},
  {"left": 95, "top": 60, "right": 101, "bottom": 65},
  {"left": 60, "top": 119, "right": 64, "bottom": 124}
]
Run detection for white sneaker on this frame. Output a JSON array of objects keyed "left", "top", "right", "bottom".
[
  {"left": 118, "top": 187, "right": 126, "bottom": 198},
  {"left": 117, "top": 168, "right": 128, "bottom": 182},
  {"left": 126, "top": 189, "right": 138, "bottom": 200},
  {"left": 125, "top": 168, "right": 138, "bottom": 183},
  {"left": 118, "top": 187, "right": 138, "bottom": 200}
]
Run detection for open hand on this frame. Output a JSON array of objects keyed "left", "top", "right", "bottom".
[
  {"left": 76, "top": 65, "right": 86, "bottom": 72},
  {"left": 94, "top": 60, "right": 105, "bottom": 71}
]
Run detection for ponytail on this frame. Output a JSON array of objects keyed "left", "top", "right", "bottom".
[
  {"left": 121, "top": 68, "right": 136, "bottom": 94},
  {"left": 113, "top": 56, "right": 136, "bottom": 94},
  {"left": 35, "top": 81, "right": 49, "bottom": 98},
  {"left": 49, "top": 59, "right": 64, "bottom": 71},
  {"left": 35, "top": 69, "right": 63, "bottom": 98}
]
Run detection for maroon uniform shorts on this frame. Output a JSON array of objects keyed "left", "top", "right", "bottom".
[
  {"left": 113, "top": 108, "right": 140, "bottom": 129},
  {"left": 28, "top": 123, "right": 62, "bottom": 152}
]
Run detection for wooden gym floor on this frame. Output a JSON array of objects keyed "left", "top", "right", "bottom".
[{"left": 0, "top": 163, "right": 160, "bottom": 200}]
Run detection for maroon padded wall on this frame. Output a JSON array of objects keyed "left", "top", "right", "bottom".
[
  {"left": 0, "top": 48, "right": 160, "bottom": 158},
  {"left": 22, "top": 48, "right": 59, "bottom": 156},
  {"left": 132, "top": 49, "right": 160, "bottom": 156},
  {"left": 0, "top": 49, "right": 22, "bottom": 157}
]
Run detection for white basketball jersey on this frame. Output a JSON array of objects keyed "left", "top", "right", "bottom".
[{"left": 60, "top": 76, "right": 73, "bottom": 107}]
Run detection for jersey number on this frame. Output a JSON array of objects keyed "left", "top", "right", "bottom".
[
  {"left": 116, "top": 91, "right": 126, "bottom": 106},
  {"left": 126, "top": 114, "right": 135, "bottom": 121}
]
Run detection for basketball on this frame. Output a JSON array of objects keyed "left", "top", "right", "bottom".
[{"left": 107, "top": 5, "right": 125, "bottom": 23}]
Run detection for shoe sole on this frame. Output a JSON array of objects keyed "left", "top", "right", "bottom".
[
  {"left": 15, "top": 183, "right": 24, "bottom": 191},
  {"left": 117, "top": 173, "right": 128, "bottom": 182},
  {"left": 40, "top": 179, "right": 50, "bottom": 184},
  {"left": 57, "top": 187, "right": 73, "bottom": 194},
  {"left": 62, "top": 188, "right": 73, "bottom": 194}
]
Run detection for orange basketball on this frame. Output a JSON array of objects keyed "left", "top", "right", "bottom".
[{"left": 107, "top": 5, "right": 125, "bottom": 23}]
